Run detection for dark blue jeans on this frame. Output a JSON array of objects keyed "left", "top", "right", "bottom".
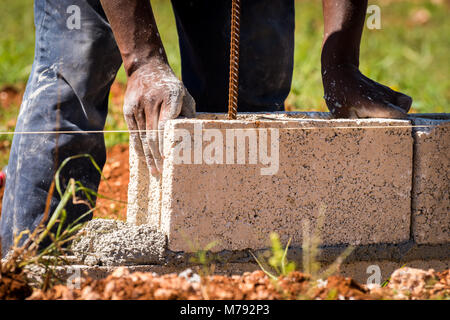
[{"left": 0, "top": 0, "right": 294, "bottom": 256}]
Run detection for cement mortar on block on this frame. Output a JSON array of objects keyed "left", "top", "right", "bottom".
[
  {"left": 71, "top": 219, "right": 166, "bottom": 266},
  {"left": 161, "top": 242, "right": 450, "bottom": 269},
  {"left": 410, "top": 115, "right": 450, "bottom": 244},
  {"left": 62, "top": 214, "right": 449, "bottom": 284},
  {"left": 335, "top": 259, "right": 450, "bottom": 284},
  {"left": 52, "top": 259, "right": 449, "bottom": 285},
  {"left": 128, "top": 112, "right": 413, "bottom": 252},
  {"left": 66, "top": 217, "right": 450, "bottom": 268}
]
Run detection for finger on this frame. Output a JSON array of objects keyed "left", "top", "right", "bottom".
[
  {"left": 135, "top": 108, "right": 157, "bottom": 174},
  {"left": 158, "top": 119, "right": 167, "bottom": 161},
  {"left": 158, "top": 89, "right": 185, "bottom": 158},
  {"left": 144, "top": 100, "right": 164, "bottom": 175},
  {"left": 147, "top": 125, "right": 163, "bottom": 175},
  {"left": 124, "top": 111, "right": 146, "bottom": 159},
  {"left": 353, "top": 101, "right": 408, "bottom": 119},
  {"left": 179, "top": 90, "right": 196, "bottom": 118},
  {"left": 165, "top": 88, "right": 185, "bottom": 119},
  {"left": 363, "top": 76, "right": 412, "bottom": 113}
]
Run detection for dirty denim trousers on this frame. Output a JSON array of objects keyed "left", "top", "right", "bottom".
[{"left": 0, "top": 0, "right": 294, "bottom": 255}]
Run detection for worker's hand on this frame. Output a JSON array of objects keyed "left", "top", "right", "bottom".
[
  {"left": 123, "top": 59, "right": 195, "bottom": 175},
  {"left": 100, "top": 0, "right": 196, "bottom": 174},
  {"left": 322, "top": 64, "right": 412, "bottom": 119}
]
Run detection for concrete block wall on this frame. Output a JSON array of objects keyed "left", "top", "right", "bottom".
[{"left": 127, "top": 112, "right": 449, "bottom": 253}]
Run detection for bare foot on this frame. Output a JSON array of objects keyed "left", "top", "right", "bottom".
[{"left": 322, "top": 64, "right": 412, "bottom": 119}]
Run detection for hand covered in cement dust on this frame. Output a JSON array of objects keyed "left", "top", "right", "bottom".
[
  {"left": 322, "top": 64, "right": 412, "bottom": 119},
  {"left": 123, "top": 60, "right": 195, "bottom": 175}
]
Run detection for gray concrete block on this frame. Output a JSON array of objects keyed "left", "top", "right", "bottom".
[
  {"left": 71, "top": 219, "right": 166, "bottom": 266},
  {"left": 410, "top": 115, "right": 450, "bottom": 244},
  {"left": 128, "top": 113, "right": 413, "bottom": 252}
]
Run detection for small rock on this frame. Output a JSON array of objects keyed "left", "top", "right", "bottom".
[
  {"left": 388, "top": 267, "right": 437, "bottom": 297},
  {"left": 179, "top": 268, "right": 201, "bottom": 283},
  {"left": 111, "top": 267, "right": 130, "bottom": 278},
  {"left": 154, "top": 288, "right": 177, "bottom": 300}
]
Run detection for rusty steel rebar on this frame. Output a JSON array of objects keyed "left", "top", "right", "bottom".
[{"left": 227, "top": 0, "right": 241, "bottom": 120}]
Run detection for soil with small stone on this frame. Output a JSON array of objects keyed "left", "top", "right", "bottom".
[
  {"left": 0, "top": 266, "right": 32, "bottom": 300},
  {"left": 23, "top": 267, "right": 449, "bottom": 300},
  {"left": 95, "top": 144, "right": 129, "bottom": 221},
  {"left": 0, "top": 143, "right": 129, "bottom": 220}
]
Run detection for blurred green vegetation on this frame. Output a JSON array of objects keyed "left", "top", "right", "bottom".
[{"left": 0, "top": 0, "right": 449, "bottom": 167}]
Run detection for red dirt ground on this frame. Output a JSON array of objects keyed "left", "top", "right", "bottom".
[
  {"left": 0, "top": 268, "right": 32, "bottom": 300},
  {"left": 95, "top": 144, "right": 129, "bottom": 221},
  {"left": 26, "top": 268, "right": 450, "bottom": 300},
  {"left": 0, "top": 143, "right": 129, "bottom": 221},
  {"left": 0, "top": 86, "right": 23, "bottom": 109}
]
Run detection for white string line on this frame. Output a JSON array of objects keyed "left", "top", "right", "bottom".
[{"left": 0, "top": 124, "right": 442, "bottom": 135}]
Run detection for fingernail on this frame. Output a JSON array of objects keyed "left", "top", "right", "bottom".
[
  {"left": 156, "top": 160, "right": 164, "bottom": 173},
  {"left": 150, "top": 166, "right": 159, "bottom": 176}
]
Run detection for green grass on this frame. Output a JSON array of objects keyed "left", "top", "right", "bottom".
[
  {"left": 0, "top": 1, "right": 35, "bottom": 86},
  {"left": 0, "top": 0, "right": 449, "bottom": 167}
]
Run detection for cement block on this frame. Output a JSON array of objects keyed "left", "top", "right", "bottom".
[
  {"left": 410, "top": 115, "right": 450, "bottom": 244},
  {"left": 128, "top": 112, "right": 413, "bottom": 252},
  {"left": 127, "top": 134, "right": 150, "bottom": 226}
]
